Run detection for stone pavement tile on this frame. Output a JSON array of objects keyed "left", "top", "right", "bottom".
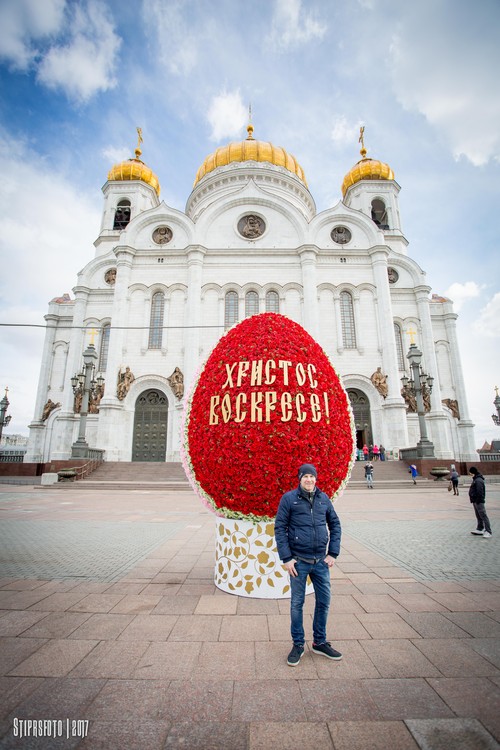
[
  {"left": 233, "top": 680, "right": 306, "bottom": 721},
  {"left": 140, "top": 583, "right": 179, "bottom": 596},
  {"left": 460, "top": 581, "right": 500, "bottom": 592},
  {"left": 300, "top": 679, "right": 381, "bottom": 721},
  {"left": 194, "top": 594, "right": 238, "bottom": 615},
  {"left": 9, "top": 639, "right": 97, "bottom": 677},
  {"left": 20, "top": 612, "right": 93, "bottom": 639},
  {"left": 168, "top": 614, "right": 222, "bottom": 641},
  {"left": 68, "top": 593, "right": 126, "bottom": 614},
  {"left": 69, "top": 613, "right": 135, "bottom": 640},
  {"left": 468, "top": 638, "right": 500, "bottom": 669},
  {"left": 337, "top": 561, "right": 371, "bottom": 573},
  {"left": 331, "top": 581, "right": 363, "bottom": 596},
  {"left": 389, "top": 581, "right": 434, "bottom": 594},
  {"left": 267, "top": 614, "right": 312, "bottom": 641},
  {"left": 1, "top": 580, "right": 50, "bottom": 591},
  {"left": 0, "top": 590, "right": 53, "bottom": 610},
  {"left": 389, "top": 593, "right": 448, "bottom": 612},
  {"left": 444, "top": 612, "right": 500, "bottom": 637},
  {"left": 219, "top": 615, "right": 269, "bottom": 642},
  {"left": 79, "top": 720, "right": 170, "bottom": 750},
  {"left": 250, "top": 721, "right": 333, "bottom": 750},
  {"left": 352, "top": 594, "right": 407, "bottom": 613},
  {"left": 428, "top": 676, "right": 500, "bottom": 741},
  {"left": 359, "top": 639, "right": 441, "bottom": 678},
  {"left": 0, "top": 677, "right": 44, "bottom": 719},
  {"left": 102, "top": 582, "right": 147, "bottom": 595},
  {"left": 405, "top": 718, "right": 499, "bottom": 750},
  {"left": 372, "top": 567, "right": 415, "bottom": 579},
  {"left": 0, "top": 611, "right": 48, "bottom": 637},
  {"left": 0, "top": 638, "right": 46, "bottom": 676},
  {"left": 236, "top": 598, "right": 280, "bottom": 615},
  {"left": 70, "top": 641, "right": 149, "bottom": 679},
  {"left": 350, "top": 583, "right": 402, "bottom": 595},
  {"left": 118, "top": 614, "right": 178, "bottom": 642},
  {"left": 422, "top": 581, "right": 469, "bottom": 592},
  {"left": 65, "top": 582, "right": 112, "bottom": 595},
  {"left": 328, "top": 720, "right": 419, "bottom": 750},
  {"left": 159, "top": 679, "right": 233, "bottom": 721},
  {"left": 468, "top": 592, "right": 500, "bottom": 610},
  {"left": 254, "top": 642, "right": 319, "bottom": 680},
  {"left": 357, "top": 612, "right": 422, "bottom": 639},
  {"left": 487, "top": 611, "right": 500, "bottom": 623},
  {"left": 412, "top": 638, "right": 499, "bottom": 677},
  {"left": 134, "top": 641, "right": 202, "bottom": 679},
  {"left": 86, "top": 679, "right": 170, "bottom": 720},
  {"left": 426, "top": 591, "right": 494, "bottom": 612},
  {"left": 362, "top": 678, "right": 453, "bottom": 719},
  {"left": 329, "top": 613, "right": 371, "bottom": 640},
  {"left": 195, "top": 642, "right": 256, "bottom": 680},
  {"left": 7, "top": 677, "right": 105, "bottom": 720},
  {"left": 313, "top": 640, "right": 381, "bottom": 679},
  {"left": 151, "top": 594, "right": 199, "bottom": 615},
  {"left": 399, "top": 612, "right": 470, "bottom": 639},
  {"left": 330, "top": 595, "right": 365, "bottom": 613},
  {"left": 177, "top": 582, "right": 217, "bottom": 595},
  {"left": 107, "top": 595, "right": 162, "bottom": 614},
  {"left": 164, "top": 721, "right": 248, "bottom": 750},
  {"left": 0, "top": 723, "right": 82, "bottom": 749},
  {"left": 345, "top": 573, "right": 385, "bottom": 584},
  {"left": 28, "top": 592, "right": 89, "bottom": 612}
]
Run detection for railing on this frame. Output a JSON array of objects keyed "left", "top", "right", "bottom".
[
  {"left": 0, "top": 451, "right": 25, "bottom": 463},
  {"left": 478, "top": 453, "right": 500, "bottom": 461},
  {"left": 57, "top": 450, "right": 105, "bottom": 482}
]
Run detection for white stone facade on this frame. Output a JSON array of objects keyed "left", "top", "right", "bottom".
[{"left": 26, "top": 145, "right": 477, "bottom": 463}]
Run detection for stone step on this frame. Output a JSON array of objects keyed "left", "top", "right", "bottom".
[{"left": 52, "top": 480, "right": 192, "bottom": 491}]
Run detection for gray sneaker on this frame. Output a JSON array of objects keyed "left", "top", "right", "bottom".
[
  {"left": 483, "top": 531, "right": 492, "bottom": 538},
  {"left": 287, "top": 643, "right": 304, "bottom": 666},
  {"left": 471, "top": 529, "right": 484, "bottom": 535},
  {"left": 312, "top": 642, "right": 342, "bottom": 660}
]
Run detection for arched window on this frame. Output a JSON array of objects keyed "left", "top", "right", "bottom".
[
  {"left": 225, "top": 291, "right": 238, "bottom": 329},
  {"left": 371, "top": 199, "right": 388, "bottom": 229},
  {"left": 265, "top": 290, "right": 280, "bottom": 313},
  {"left": 394, "top": 322, "right": 405, "bottom": 371},
  {"left": 149, "top": 292, "right": 165, "bottom": 349},
  {"left": 245, "top": 291, "right": 259, "bottom": 317},
  {"left": 99, "top": 323, "right": 111, "bottom": 372},
  {"left": 113, "top": 199, "right": 131, "bottom": 230},
  {"left": 340, "top": 291, "right": 356, "bottom": 349}
]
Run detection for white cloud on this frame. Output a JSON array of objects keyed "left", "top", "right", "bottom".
[
  {"left": 102, "top": 146, "right": 131, "bottom": 165},
  {"left": 0, "top": 0, "right": 66, "bottom": 70},
  {"left": 269, "top": 0, "right": 327, "bottom": 50},
  {"left": 331, "top": 116, "right": 363, "bottom": 147},
  {"left": 389, "top": 1, "right": 500, "bottom": 166},
  {"left": 144, "top": 0, "right": 198, "bottom": 76},
  {"left": 474, "top": 292, "right": 500, "bottom": 338},
  {"left": 207, "top": 90, "right": 247, "bottom": 142},
  {"left": 444, "top": 281, "right": 482, "bottom": 312},
  {"left": 36, "top": 1, "right": 121, "bottom": 102}
]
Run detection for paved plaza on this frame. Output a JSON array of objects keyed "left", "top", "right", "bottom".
[{"left": 0, "top": 480, "right": 499, "bottom": 749}]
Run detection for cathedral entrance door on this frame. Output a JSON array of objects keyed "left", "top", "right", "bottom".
[
  {"left": 347, "top": 389, "right": 372, "bottom": 450},
  {"left": 132, "top": 389, "right": 168, "bottom": 462}
]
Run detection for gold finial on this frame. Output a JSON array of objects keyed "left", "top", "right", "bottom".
[
  {"left": 359, "top": 125, "right": 367, "bottom": 158},
  {"left": 495, "top": 385, "right": 499, "bottom": 397},
  {"left": 406, "top": 327, "right": 417, "bottom": 345},
  {"left": 88, "top": 328, "right": 98, "bottom": 346},
  {"left": 246, "top": 103, "right": 254, "bottom": 140},
  {"left": 4, "top": 386, "right": 8, "bottom": 397},
  {"left": 135, "top": 127, "right": 143, "bottom": 159}
]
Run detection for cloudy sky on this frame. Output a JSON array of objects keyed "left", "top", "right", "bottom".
[{"left": 0, "top": 0, "right": 499, "bottom": 446}]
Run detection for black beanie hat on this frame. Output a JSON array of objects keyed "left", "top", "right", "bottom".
[
  {"left": 298, "top": 463, "right": 317, "bottom": 480},
  {"left": 469, "top": 466, "right": 478, "bottom": 475}
]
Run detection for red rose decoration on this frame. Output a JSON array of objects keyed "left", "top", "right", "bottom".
[{"left": 181, "top": 313, "right": 355, "bottom": 521}]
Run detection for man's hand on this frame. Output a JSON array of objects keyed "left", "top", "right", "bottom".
[
  {"left": 284, "top": 559, "right": 298, "bottom": 577},
  {"left": 324, "top": 555, "right": 335, "bottom": 568}
]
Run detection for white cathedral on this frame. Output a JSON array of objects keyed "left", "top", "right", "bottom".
[{"left": 26, "top": 125, "right": 476, "bottom": 464}]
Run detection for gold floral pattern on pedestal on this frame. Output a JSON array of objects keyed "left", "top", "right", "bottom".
[{"left": 215, "top": 519, "right": 290, "bottom": 597}]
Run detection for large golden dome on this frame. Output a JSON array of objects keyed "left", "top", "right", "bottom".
[
  {"left": 342, "top": 130, "right": 394, "bottom": 196},
  {"left": 108, "top": 130, "right": 160, "bottom": 196},
  {"left": 194, "top": 125, "right": 308, "bottom": 187}
]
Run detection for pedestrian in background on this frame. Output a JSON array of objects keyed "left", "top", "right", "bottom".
[
  {"left": 379, "top": 445, "right": 386, "bottom": 461},
  {"left": 364, "top": 461, "right": 374, "bottom": 489},
  {"left": 468, "top": 467, "right": 492, "bottom": 538},
  {"left": 362, "top": 444, "right": 369, "bottom": 461},
  {"left": 373, "top": 444, "right": 379, "bottom": 460},
  {"left": 450, "top": 467, "right": 459, "bottom": 495},
  {"left": 409, "top": 464, "right": 418, "bottom": 485}
]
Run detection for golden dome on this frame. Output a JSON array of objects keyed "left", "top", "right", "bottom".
[
  {"left": 341, "top": 129, "right": 394, "bottom": 196},
  {"left": 193, "top": 125, "right": 308, "bottom": 187},
  {"left": 107, "top": 129, "right": 160, "bottom": 196}
]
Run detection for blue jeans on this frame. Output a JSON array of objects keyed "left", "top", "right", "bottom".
[{"left": 290, "top": 559, "right": 331, "bottom": 645}]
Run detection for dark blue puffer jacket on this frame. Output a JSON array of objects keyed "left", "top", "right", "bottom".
[{"left": 274, "top": 484, "right": 341, "bottom": 563}]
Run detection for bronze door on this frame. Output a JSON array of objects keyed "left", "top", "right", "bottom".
[
  {"left": 132, "top": 389, "right": 168, "bottom": 462},
  {"left": 347, "top": 389, "right": 372, "bottom": 449}
]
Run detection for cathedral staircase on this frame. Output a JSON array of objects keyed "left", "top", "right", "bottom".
[
  {"left": 54, "top": 462, "right": 192, "bottom": 492},
  {"left": 346, "top": 459, "right": 434, "bottom": 490}
]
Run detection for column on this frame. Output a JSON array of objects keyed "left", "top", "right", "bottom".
[
  {"left": 25, "top": 313, "right": 59, "bottom": 461},
  {"left": 443, "top": 310, "right": 477, "bottom": 459},
  {"left": 299, "top": 246, "right": 319, "bottom": 338}
]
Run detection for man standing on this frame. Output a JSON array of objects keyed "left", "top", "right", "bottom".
[
  {"left": 364, "top": 461, "right": 374, "bottom": 489},
  {"left": 469, "top": 467, "right": 492, "bottom": 538},
  {"left": 274, "top": 463, "right": 342, "bottom": 666}
]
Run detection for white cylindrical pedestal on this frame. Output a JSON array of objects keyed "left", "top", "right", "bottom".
[{"left": 215, "top": 518, "right": 313, "bottom": 598}]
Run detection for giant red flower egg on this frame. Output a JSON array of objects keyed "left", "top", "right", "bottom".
[{"left": 181, "top": 313, "right": 355, "bottom": 521}]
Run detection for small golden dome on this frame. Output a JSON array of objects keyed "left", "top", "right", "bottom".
[
  {"left": 193, "top": 125, "right": 308, "bottom": 187},
  {"left": 342, "top": 129, "right": 394, "bottom": 196},
  {"left": 107, "top": 129, "right": 160, "bottom": 195}
]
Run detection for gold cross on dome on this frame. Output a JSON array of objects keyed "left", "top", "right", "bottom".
[
  {"left": 406, "top": 327, "right": 417, "bottom": 345},
  {"left": 358, "top": 125, "right": 365, "bottom": 149},
  {"left": 87, "top": 328, "right": 99, "bottom": 346}
]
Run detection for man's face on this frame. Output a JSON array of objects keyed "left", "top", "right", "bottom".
[{"left": 300, "top": 473, "right": 316, "bottom": 491}]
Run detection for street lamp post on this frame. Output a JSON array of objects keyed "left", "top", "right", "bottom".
[
  {"left": 70, "top": 344, "right": 103, "bottom": 458},
  {"left": 0, "top": 387, "right": 12, "bottom": 443},
  {"left": 492, "top": 386, "right": 500, "bottom": 427},
  {"left": 401, "top": 343, "right": 435, "bottom": 458}
]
